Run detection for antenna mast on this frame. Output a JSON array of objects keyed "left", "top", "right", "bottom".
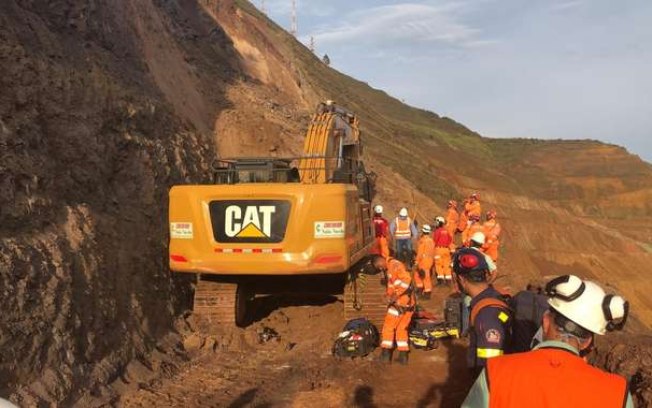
[
  {"left": 260, "top": 0, "right": 266, "bottom": 14},
  {"left": 291, "top": 0, "right": 298, "bottom": 36}
]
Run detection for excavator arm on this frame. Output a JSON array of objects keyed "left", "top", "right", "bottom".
[{"left": 299, "top": 101, "right": 363, "bottom": 185}]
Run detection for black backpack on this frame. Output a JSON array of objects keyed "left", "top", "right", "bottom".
[
  {"left": 508, "top": 290, "right": 549, "bottom": 353},
  {"left": 469, "top": 290, "right": 549, "bottom": 354},
  {"left": 332, "top": 318, "right": 379, "bottom": 359}
]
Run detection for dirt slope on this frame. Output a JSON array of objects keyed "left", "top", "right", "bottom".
[{"left": 1, "top": 0, "right": 651, "bottom": 406}]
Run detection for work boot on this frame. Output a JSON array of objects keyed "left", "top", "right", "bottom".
[
  {"left": 422, "top": 291, "right": 432, "bottom": 300},
  {"left": 396, "top": 351, "right": 409, "bottom": 365},
  {"left": 437, "top": 278, "right": 443, "bottom": 286},
  {"left": 379, "top": 348, "right": 392, "bottom": 364},
  {"left": 415, "top": 288, "right": 424, "bottom": 298}
]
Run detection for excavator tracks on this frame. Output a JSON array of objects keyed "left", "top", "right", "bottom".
[
  {"left": 343, "top": 272, "right": 387, "bottom": 328},
  {"left": 193, "top": 277, "right": 253, "bottom": 327}
]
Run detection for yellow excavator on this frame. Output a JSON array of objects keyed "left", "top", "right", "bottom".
[{"left": 169, "top": 101, "right": 383, "bottom": 326}]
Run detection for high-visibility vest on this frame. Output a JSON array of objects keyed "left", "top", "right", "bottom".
[
  {"left": 394, "top": 217, "right": 412, "bottom": 239},
  {"left": 486, "top": 346, "right": 628, "bottom": 408}
]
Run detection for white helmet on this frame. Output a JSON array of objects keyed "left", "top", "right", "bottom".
[
  {"left": 470, "top": 232, "right": 485, "bottom": 245},
  {"left": 546, "top": 275, "right": 629, "bottom": 335},
  {"left": 399, "top": 207, "right": 408, "bottom": 217},
  {"left": 422, "top": 224, "right": 432, "bottom": 234},
  {"left": 374, "top": 205, "right": 383, "bottom": 214},
  {"left": 435, "top": 216, "right": 445, "bottom": 225}
]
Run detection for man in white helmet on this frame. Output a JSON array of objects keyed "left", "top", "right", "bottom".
[
  {"left": 372, "top": 204, "right": 390, "bottom": 259},
  {"left": 389, "top": 207, "right": 417, "bottom": 262},
  {"left": 463, "top": 275, "right": 632, "bottom": 408},
  {"left": 469, "top": 232, "right": 497, "bottom": 281}
]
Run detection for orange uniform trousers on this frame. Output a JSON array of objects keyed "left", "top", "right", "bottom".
[
  {"left": 373, "top": 236, "right": 390, "bottom": 260},
  {"left": 381, "top": 308, "right": 414, "bottom": 351},
  {"left": 434, "top": 247, "right": 452, "bottom": 280},
  {"left": 414, "top": 257, "right": 433, "bottom": 293}
]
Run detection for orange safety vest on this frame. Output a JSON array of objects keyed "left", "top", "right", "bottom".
[
  {"left": 487, "top": 346, "right": 628, "bottom": 408},
  {"left": 394, "top": 217, "right": 412, "bottom": 239}
]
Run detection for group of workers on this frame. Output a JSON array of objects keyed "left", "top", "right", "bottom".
[
  {"left": 368, "top": 193, "right": 633, "bottom": 407},
  {"left": 372, "top": 193, "right": 500, "bottom": 297}
]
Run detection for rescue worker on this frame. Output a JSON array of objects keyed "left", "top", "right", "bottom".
[
  {"left": 372, "top": 205, "right": 390, "bottom": 260},
  {"left": 469, "top": 232, "right": 497, "bottom": 282},
  {"left": 482, "top": 210, "right": 501, "bottom": 262},
  {"left": 463, "top": 275, "right": 632, "bottom": 408},
  {"left": 415, "top": 224, "right": 435, "bottom": 299},
  {"left": 372, "top": 255, "right": 416, "bottom": 365},
  {"left": 432, "top": 216, "right": 453, "bottom": 285},
  {"left": 445, "top": 200, "right": 459, "bottom": 237},
  {"left": 464, "top": 193, "right": 482, "bottom": 223},
  {"left": 463, "top": 215, "right": 485, "bottom": 247},
  {"left": 389, "top": 207, "right": 417, "bottom": 263},
  {"left": 452, "top": 248, "right": 512, "bottom": 377}
]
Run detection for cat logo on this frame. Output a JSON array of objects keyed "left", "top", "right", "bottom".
[
  {"left": 225, "top": 205, "right": 276, "bottom": 238},
  {"left": 210, "top": 200, "right": 291, "bottom": 243}
]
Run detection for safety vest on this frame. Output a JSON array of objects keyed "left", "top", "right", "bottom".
[
  {"left": 394, "top": 217, "right": 412, "bottom": 239},
  {"left": 486, "top": 346, "right": 628, "bottom": 408}
]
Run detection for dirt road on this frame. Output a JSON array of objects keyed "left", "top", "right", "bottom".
[{"left": 118, "top": 286, "right": 474, "bottom": 408}]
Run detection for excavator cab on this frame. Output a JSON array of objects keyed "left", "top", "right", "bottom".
[{"left": 212, "top": 158, "right": 300, "bottom": 184}]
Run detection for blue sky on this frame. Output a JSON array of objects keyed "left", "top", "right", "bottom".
[{"left": 261, "top": 0, "right": 651, "bottom": 162}]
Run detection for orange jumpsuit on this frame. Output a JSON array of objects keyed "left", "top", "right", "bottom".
[
  {"left": 446, "top": 208, "right": 459, "bottom": 236},
  {"left": 465, "top": 200, "right": 482, "bottom": 220},
  {"left": 433, "top": 227, "right": 453, "bottom": 280},
  {"left": 457, "top": 210, "right": 468, "bottom": 233},
  {"left": 483, "top": 219, "right": 502, "bottom": 262},
  {"left": 415, "top": 235, "right": 435, "bottom": 293},
  {"left": 381, "top": 259, "right": 416, "bottom": 352},
  {"left": 463, "top": 222, "right": 485, "bottom": 247}
]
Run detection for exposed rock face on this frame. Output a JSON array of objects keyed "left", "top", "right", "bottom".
[{"left": 1, "top": 0, "right": 650, "bottom": 405}]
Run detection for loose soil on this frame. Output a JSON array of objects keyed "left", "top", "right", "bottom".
[{"left": 118, "top": 286, "right": 474, "bottom": 408}]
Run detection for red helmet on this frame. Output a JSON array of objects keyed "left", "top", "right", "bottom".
[
  {"left": 470, "top": 192, "right": 479, "bottom": 199},
  {"left": 470, "top": 214, "right": 481, "bottom": 222},
  {"left": 486, "top": 210, "right": 497, "bottom": 220}
]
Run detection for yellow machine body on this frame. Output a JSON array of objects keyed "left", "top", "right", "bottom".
[{"left": 169, "top": 183, "right": 373, "bottom": 276}]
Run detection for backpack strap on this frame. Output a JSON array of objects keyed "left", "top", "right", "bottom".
[{"left": 470, "top": 298, "right": 510, "bottom": 327}]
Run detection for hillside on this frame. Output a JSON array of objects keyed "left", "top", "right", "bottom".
[{"left": 1, "top": 0, "right": 651, "bottom": 405}]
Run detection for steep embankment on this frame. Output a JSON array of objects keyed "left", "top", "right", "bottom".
[
  {"left": 0, "top": 0, "right": 236, "bottom": 404},
  {"left": 1, "top": 0, "right": 651, "bottom": 405},
  {"left": 206, "top": 0, "right": 652, "bottom": 328}
]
